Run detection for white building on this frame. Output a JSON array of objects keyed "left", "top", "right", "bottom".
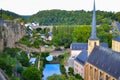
[
  {"left": 70, "top": 43, "right": 88, "bottom": 58},
  {"left": 74, "top": 50, "right": 88, "bottom": 78}
]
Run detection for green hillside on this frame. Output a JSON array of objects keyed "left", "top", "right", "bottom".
[
  {"left": 0, "top": 9, "right": 22, "bottom": 20},
  {"left": 28, "top": 9, "right": 115, "bottom": 25}
]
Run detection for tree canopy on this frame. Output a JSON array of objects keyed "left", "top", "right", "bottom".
[
  {"left": 28, "top": 10, "right": 115, "bottom": 25},
  {"left": 22, "top": 67, "right": 40, "bottom": 80}
]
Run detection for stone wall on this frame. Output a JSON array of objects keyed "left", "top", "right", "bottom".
[{"left": 0, "top": 19, "right": 26, "bottom": 51}]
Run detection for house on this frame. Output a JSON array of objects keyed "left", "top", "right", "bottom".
[
  {"left": 32, "top": 22, "right": 39, "bottom": 26},
  {"left": 70, "top": 43, "right": 108, "bottom": 58},
  {"left": 47, "top": 32, "right": 53, "bottom": 41},
  {"left": 29, "top": 58, "right": 36, "bottom": 65},
  {"left": 70, "top": 43, "right": 88, "bottom": 58},
  {"left": 40, "top": 34, "right": 46, "bottom": 39},
  {"left": 40, "top": 32, "right": 53, "bottom": 41}
]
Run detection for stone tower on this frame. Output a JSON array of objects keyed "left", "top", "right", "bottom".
[{"left": 88, "top": 0, "right": 100, "bottom": 56}]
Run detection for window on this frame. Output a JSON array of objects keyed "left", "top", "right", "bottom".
[
  {"left": 106, "top": 75, "right": 109, "bottom": 80},
  {"left": 99, "top": 72, "right": 103, "bottom": 80},
  {"left": 94, "top": 69, "right": 97, "bottom": 80},
  {"left": 90, "top": 66, "right": 92, "bottom": 80},
  {"left": 94, "top": 42, "right": 97, "bottom": 46}
]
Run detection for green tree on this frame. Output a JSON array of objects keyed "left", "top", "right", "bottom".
[
  {"left": 74, "top": 74, "right": 83, "bottom": 80},
  {"left": 4, "top": 47, "right": 21, "bottom": 57},
  {"left": 28, "top": 10, "right": 114, "bottom": 25},
  {"left": 17, "top": 52, "right": 30, "bottom": 67},
  {"left": 68, "top": 67, "right": 74, "bottom": 75},
  {"left": 0, "top": 58, "right": 12, "bottom": 76},
  {"left": 47, "top": 74, "right": 66, "bottom": 80},
  {"left": 114, "top": 12, "right": 120, "bottom": 22},
  {"left": 68, "top": 76, "right": 79, "bottom": 80},
  {"left": 60, "top": 64, "right": 66, "bottom": 75},
  {"left": 22, "top": 67, "right": 40, "bottom": 80}
]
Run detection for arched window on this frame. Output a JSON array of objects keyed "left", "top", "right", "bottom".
[{"left": 94, "top": 42, "right": 96, "bottom": 46}]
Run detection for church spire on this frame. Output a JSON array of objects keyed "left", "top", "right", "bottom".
[{"left": 89, "top": 0, "right": 99, "bottom": 40}]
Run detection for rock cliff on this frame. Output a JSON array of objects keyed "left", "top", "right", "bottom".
[{"left": 0, "top": 19, "right": 26, "bottom": 51}]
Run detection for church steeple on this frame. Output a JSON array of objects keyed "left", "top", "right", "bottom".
[
  {"left": 89, "top": 0, "right": 98, "bottom": 40},
  {"left": 88, "top": 0, "right": 100, "bottom": 56}
]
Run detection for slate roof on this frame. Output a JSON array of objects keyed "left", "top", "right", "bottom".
[
  {"left": 100, "top": 42, "right": 108, "bottom": 48},
  {"left": 113, "top": 36, "right": 120, "bottom": 42},
  {"left": 70, "top": 43, "right": 88, "bottom": 50},
  {"left": 75, "top": 50, "right": 88, "bottom": 65},
  {"left": 87, "top": 46, "right": 120, "bottom": 79},
  {"left": 71, "top": 42, "right": 108, "bottom": 50},
  {"left": 116, "top": 21, "right": 120, "bottom": 32},
  {"left": 49, "top": 32, "right": 53, "bottom": 36}
]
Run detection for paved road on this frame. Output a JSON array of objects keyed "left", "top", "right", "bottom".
[
  {"left": 0, "top": 72, "right": 6, "bottom": 80},
  {"left": 50, "top": 50, "right": 64, "bottom": 57},
  {"left": 67, "top": 56, "right": 75, "bottom": 67}
]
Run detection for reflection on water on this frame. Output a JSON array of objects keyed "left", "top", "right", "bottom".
[{"left": 42, "top": 64, "right": 61, "bottom": 80}]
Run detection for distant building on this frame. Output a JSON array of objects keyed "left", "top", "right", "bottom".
[
  {"left": 40, "top": 32, "right": 53, "bottom": 41},
  {"left": 32, "top": 22, "right": 39, "bottom": 26},
  {"left": 40, "top": 34, "right": 46, "bottom": 39},
  {"left": 47, "top": 32, "right": 53, "bottom": 41},
  {"left": 25, "top": 22, "right": 39, "bottom": 27}
]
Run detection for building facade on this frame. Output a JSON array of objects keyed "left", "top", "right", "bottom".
[
  {"left": 112, "top": 36, "right": 120, "bottom": 52},
  {"left": 84, "top": 46, "right": 120, "bottom": 80},
  {"left": 74, "top": 50, "right": 88, "bottom": 78},
  {"left": 84, "top": 0, "right": 120, "bottom": 80},
  {"left": 84, "top": 62, "right": 116, "bottom": 80},
  {"left": 73, "top": 0, "right": 108, "bottom": 78}
]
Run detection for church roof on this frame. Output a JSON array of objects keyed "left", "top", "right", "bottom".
[
  {"left": 70, "top": 42, "right": 108, "bottom": 50},
  {"left": 113, "top": 36, "right": 120, "bottom": 42},
  {"left": 100, "top": 42, "right": 108, "bottom": 48},
  {"left": 75, "top": 49, "right": 88, "bottom": 65},
  {"left": 87, "top": 46, "right": 120, "bottom": 79}
]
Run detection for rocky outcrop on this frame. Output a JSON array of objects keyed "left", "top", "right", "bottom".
[{"left": 0, "top": 19, "right": 26, "bottom": 51}]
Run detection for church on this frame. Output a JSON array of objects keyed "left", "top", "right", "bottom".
[{"left": 71, "top": 0, "right": 120, "bottom": 80}]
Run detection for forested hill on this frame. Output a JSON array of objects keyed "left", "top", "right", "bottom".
[
  {"left": 0, "top": 9, "right": 22, "bottom": 20},
  {"left": 28, "top": 9, "right": 117, "bottom": 25}
]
